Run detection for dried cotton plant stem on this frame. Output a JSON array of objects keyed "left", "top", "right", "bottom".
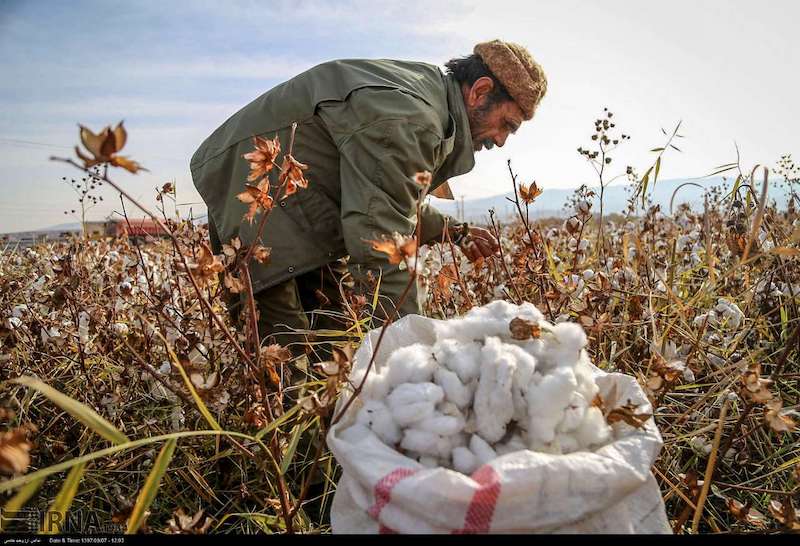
[{"left": 691, "top": 399, "right": 730, "bottom": 533}]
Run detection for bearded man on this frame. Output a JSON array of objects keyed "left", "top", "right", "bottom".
[{"left": 190, "top": 39, "right": 547, "bottom": 349}]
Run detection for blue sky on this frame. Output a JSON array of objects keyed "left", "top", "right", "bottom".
[{"left": 1, "top": 0, "right": 798, "bottom": 232}]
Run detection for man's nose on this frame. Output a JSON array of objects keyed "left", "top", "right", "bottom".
[{"left": 495, "top": 133, "right": 508, "bottom": 148}]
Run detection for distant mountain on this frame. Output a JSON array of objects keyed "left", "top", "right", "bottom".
[
  {"left": 431, "top": 177, "right": 791, "bottom": 223},
  {"left": 43, "top": 221, "right": 84, "bottom": 232}
]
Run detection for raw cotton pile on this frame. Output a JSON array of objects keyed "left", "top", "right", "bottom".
[{"left": 348, "top": 300, "right": 613, "bottom": 474}]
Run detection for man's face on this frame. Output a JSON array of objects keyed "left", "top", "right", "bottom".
[{"left": 463, "top": 77, "right": 525, "bottom": 153}]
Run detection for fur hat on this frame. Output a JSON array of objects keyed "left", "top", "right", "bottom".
[{"left": 473, "top": 40, "right": 547, "bottom": 120}]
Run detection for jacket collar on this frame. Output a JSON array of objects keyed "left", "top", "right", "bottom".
[{"left": 436, "top": 73, "right": 476, "bottom": 183}]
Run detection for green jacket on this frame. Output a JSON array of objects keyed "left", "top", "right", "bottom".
[{"left": 190, "top": 59, "right": 475, "bottom": 316}]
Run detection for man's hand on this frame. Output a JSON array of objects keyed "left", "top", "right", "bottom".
[{"left": 460, "top": 226, "right": 500, "bottom": 262}]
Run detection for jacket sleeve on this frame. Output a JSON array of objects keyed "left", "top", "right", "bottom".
[
  {"left": 336, "top": 117, "right": 448, "bottom": 319},
  {"left": 419, "top": 202, "right": 459, "bottom": 246}
]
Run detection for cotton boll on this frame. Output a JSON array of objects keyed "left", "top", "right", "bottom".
[
  {"left": 434, "top": 316, "right": 488, "bottom": 343},
  {"left": 573, "top": 352, "right": 599, "bottom": 402},
  {"left": 575, "top": 406, "right": 612, "bottom": 448},
  {"left": 401, "top": 429, "right": 452, "bottom": 458},
  {"left": 388, "top": 382, "right": 444, "bottom": 406},
  {"left": 415, "top": 412, "right": 465, "bottom": 436},
  {"left": 474, "top": 337, "right": 516, "bottom": 442},
  {"left": 505, "top": 344, "right": 537, "bottom": 422},
  {"left": 469, "top": 434, "right": 498, "bottom": 465},
  {"left": 438, "top": 401, "right": 465, "bottom": 421},
  {"left": 349, "top": 366, "right": 392, "bottom": 401},
  {"left": 434, "top": 367, "right": 473, "bottom": 408},
  {"left": 557, "top": 392, "right": 588, "bottom": 433},
  {"left": 387, "top": 382, "right": 443, "bottom": 426},
  {"left": 390, "top": 401, "right": 436, "bottom": 427},
  {"left": 452, "top": 446, "right": 479, "bottom": 475},
  {"left": 433, "top": 339, "right": 482, "bottom": 382},
  {"left": 385, "top": 344, "right": 437, "bottom": 386},
  {"left": 356, "top": 400, "right": 402, "bottom": 445},
  {"left": 527, "top": 367, "right": 577, "bottom": 444},
  {"left": 543, "top": 322, "right": 587, "bottom": 370}
]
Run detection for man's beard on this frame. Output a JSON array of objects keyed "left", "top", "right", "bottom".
[{"left": 468, "top": 102, "right": 495, "bottom": 151}]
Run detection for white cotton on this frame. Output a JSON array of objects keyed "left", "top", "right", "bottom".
[
  {"left": 78, "top": 310, "right": 91, "bottom": 344},
  {"left": 356, "top": 400, "right": 402, "bottom": 445},
  {"left": 390, "top": 401, "right": 436, "bottom": 427},
  {"left": 387, "top": 382, "right": 443, "bottom": 426},
  {"left": 401, "top": 429, "right": 452, "bottom": 459},
  {"left": 452, "top": 446, "right": 479, "bottom": 475},
  {"left": 474, "top": 337, "right": 516, "bottom": 442},
  {"left": 434, "top": 301, "right": 544, "bottom": 343},
  {"left": 527, "top": 367, "right": 577, "bottom": 444},
  {"left": 506, "top": 344, "right": 537, "bottom": 422},
  {"left": 385, "top": 343, "right": 437, "bottom": 386},
  {"left": 575, "top": 407, "right": 612, "bottom": 448},
  {"left": 469, "top": 434, "right": 498, "bottom": 465},
  {"left": 573, "top": 353, "right": 599, "bottom": 402},
  {"left": 359, "top": 368, "right": 391, "bottom": 400},
  {"left": 557, "top": 392, "right": 588, "bottom": 433},
  {"left": 342, "top": 301, "right": 615, "bottom": 469},
  {"left": 432, "top": 339, "right": 481, "bottom": 383},
  {"left": 388, "top": 382, "right": 444, "bottom": 406},
  {"left": 434, "top": 367, "right": 473, "bottom": 409},
  {"left": 112, "top": 322, "right": 129, "bottom": 337},
  {"left": 542, "top": 322, "right": 587, "bottom": 370},
  {"left": 414, "top": 412, "right": 465, "bottom": 436}
]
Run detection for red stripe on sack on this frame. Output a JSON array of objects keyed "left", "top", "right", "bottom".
[
  {"left": 454, "top": 465, "right": 502, "bottom": 534},
  {"left": 367, "top": 467, "right": 418, "bottom": 526},
  {"left": 378, "top": 524, "right": 397, "bottom": 534}
]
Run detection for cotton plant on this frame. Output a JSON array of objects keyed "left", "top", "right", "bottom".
[{"left": 345, "top": 300, "right": 621, "bottom": 474}]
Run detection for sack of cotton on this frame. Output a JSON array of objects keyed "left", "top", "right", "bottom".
[{"left": 327, "top": 300, "right": 670, "bottom": 534}]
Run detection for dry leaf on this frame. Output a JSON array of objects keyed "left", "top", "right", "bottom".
[
  {"left": 768, "top": 498, "right": 799, "bottom": 529},
  {"left": 279, "top": 154, "right": 309, "bottom": 198},
  {"left": 768, "top": 246, "right": 800, "bottom": 257},
  {"left": 509, "top": 317, "right": 541, "bottom": 340},
  {"left": 166, "top": 508, "right": 212, "bottom": 534},
  {"left": 252, "top": 245, "right": 271, "bottom": 265},
  {"left": 189, "top": 243, "right": 224, "bottom": 287},
  {"left": 236, "top": 178, "right": 274, "bottom": 223},
  {"left": 519, "top": 181, "right": 543, "bottom": 204},
  {"left": 367, "top": 235, "right": 417, "bottom": 265},
  {"left": 242, "top": 135, "right": 281, "bottom": 182},
  {"left": 223, "top": 272, "right": 244, "bottom": 294},
  {"left": 414, "top": 170, "right": 432, "bottom": 187},
  {"left": 764, "top": 399, "right": 797, "bottom": 433},
  {"left": 76, "top": 121, "right": 146, "bottom": 173},
  {"left": 606, "top": 401, "right": 651, "bottom": 429},
  {"left": 260, "top": 344, "right": 291, "bottom": 387},
  {"left": 0, "top": 426, "right": 34, "bottom": 475},
  {"left": 727, "top": 498, "right": 767, "bottom": 528}
]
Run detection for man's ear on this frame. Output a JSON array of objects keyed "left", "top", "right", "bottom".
[{"left": 466, "top": 76, "right": 496, "bottom": 109}]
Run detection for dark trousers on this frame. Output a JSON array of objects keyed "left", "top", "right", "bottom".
[{"left": 253, "top": 259, "right": 352, "bottom": 357}]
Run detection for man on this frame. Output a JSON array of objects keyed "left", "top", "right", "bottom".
[{"left": 190, "top": 39, "right": 547, "bottom": 349}]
